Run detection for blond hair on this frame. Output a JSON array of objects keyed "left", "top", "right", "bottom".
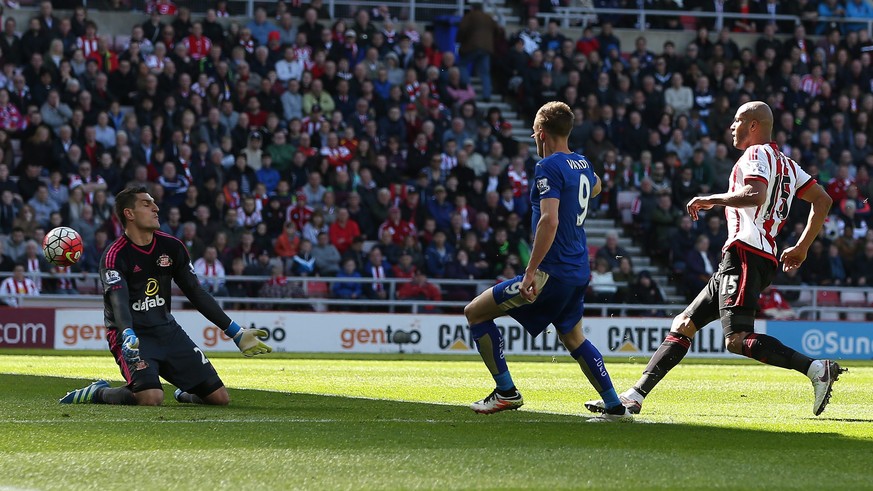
[{"left": 534, "top": 101, "right": 574, "bottom": 138}]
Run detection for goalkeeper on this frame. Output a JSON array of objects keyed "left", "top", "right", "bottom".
[{"left": 60, "top": 187, "right": 272, "bottom": 406}]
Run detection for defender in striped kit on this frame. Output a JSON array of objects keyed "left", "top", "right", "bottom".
[
  {"left": 586, "top": 101, "right": 845, "bottom": 416},
  {"left": 60, "top": 186, "right": 271, "bottom": 406}
]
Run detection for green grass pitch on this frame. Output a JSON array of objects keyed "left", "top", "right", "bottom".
[{"left": 1, "top": 351, "right": 872, "bottom": 490}]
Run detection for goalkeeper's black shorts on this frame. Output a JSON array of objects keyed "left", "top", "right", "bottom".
[{"left": 109, "top": 322, "right": 224, "bottom": 397}]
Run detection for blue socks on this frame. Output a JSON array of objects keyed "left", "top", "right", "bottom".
[
  {"left": 571, "top": 340, "right": 620, "bottom": 408},
  {"left": 470, "top": 320, "right": 515, "bottom": 391}
]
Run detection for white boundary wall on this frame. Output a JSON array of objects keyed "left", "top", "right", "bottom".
[{"left": 54, "top": 309, "right": 762, "bottom": 358}]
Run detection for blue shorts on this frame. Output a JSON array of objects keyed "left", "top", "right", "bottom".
[{"left": 491, "top": 270, "right": 588, "bottom": 337}]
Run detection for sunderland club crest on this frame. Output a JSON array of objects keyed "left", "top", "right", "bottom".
[{"left": 157, "top": 254, "right": 173, "bottom": 267}]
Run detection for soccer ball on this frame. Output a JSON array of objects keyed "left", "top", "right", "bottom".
[{"left": 43, "top": 227, "right": 84, "bottom": 267}]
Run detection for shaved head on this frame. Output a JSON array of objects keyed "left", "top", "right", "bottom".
[
  {"left": 738, "top": 101, "right": 773, "bottom": 129},
  {"left": 731, "top": 101, "right": 774, "bottom": 149}
]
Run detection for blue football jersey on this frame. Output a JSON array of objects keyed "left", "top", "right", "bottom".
[{"left": 529, "top": 152, "right": 596, "bottom": 286}]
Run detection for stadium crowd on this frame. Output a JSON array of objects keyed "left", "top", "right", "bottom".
[{"left": 1, "top": 0, "right": 873, "bottom": 311}]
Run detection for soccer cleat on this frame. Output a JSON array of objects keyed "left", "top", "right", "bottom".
[
  {"left": 588, "top": 404, "right": 634, "bottom": 422},
  {"left": 808, "top": 360, "right": 847, "bottom": 416},
  {"left": 59, "top": 380, "right": 109, "bottom": 404},
  {"left": 584, "top": 391, "right": 643, "bottom": 415},
  {"left": 174, "top": 388, "right": 186, "bottom": 403},
  {"left": 470, "top": 389, "right": 524, "bottom": 414}
]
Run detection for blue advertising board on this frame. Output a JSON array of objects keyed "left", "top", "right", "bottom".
[{"left": 766, "top": 321, "right": 873, "bottom": 360}]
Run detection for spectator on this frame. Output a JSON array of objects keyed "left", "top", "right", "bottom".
[
  {"left": 851, "top": 240, "right": 873, "bottom": 286},
  {"left": 801, "top": 240, "right": 834, "bottom": 285},
  {"left": 672, "top": 166, "right": 700, "bottom": 208},
  {"left": 664, "top": 73, "right": 693, "bottom": 117},
  {"left": 290, "top": 239, "right": 317, "bottom": 276},
  {"left": 626, "top": 270, "right": 666, "bottom": 316},
  {"left": 828, "top": 243, "right": 847, "bottom": 286},
  {"left": 589, "top": 257, "right": 618, "bottom": 304},
  {"left": 247, "top": 7, "right": 278, "bottom": 46},
  {"left": 180, "top": 222, "right": 205, "bottom": 262},
  {"left": 611, "top": 256, "right": 635, "bottom": 302},
  {"left": 27, "top": 184, "right": 59, "bottom": 228},
  {"left": 378, "top": 206, "right": 416, "bottom": 245},
  {"left": 650, "top": 192, "right": 683, "bottom": 260},
  {"left": 333, "top": 258, "right": 363, "bottom": 300},
  {"left": 311, "top": 232, "right": 341, "bottom": 276},
  {"left": 758, "top": 286, "right": 797, "bottom": 320},
  {"left": 427, "top": 185, "right": 453, "bottom": 230},
  {"left": 362, "top": 246, "right": 392, "bottom": 300},
  {"left": 596, "top": 231, "right": 629, "bottom": 270},
  {"left": 456, "top": 3, "right": 498, "bottom": 100},
  {"left": 40, "top": 90, "right": 73, "bottom": 134},
  {"left": 396, "top": 270, "right": 442, "bottom": 308},
  {"left": 683, "top": 235, "right": 717, "bottom": 301},
  {"left": 0, "top": 263, "right": 39, "bottom": 307},
  {"left": 845, "top": 0, "right": 873, "bottom": 32},
  {"left": 193, "top": 245, "right": 228, "bottom": 296},
  {"left": 70, "top": 204, "right": 100, "bottom": 250},
  {"left": 701, "top": 214, "right": 727, "bottom": 257},
  {"left": 259, "top": 263, "right": 305, "bottom": 309},
  {"left": 392, "top": 252, "right": 418, "bottom": 279},
  {"left": 3, "top": 227, "right": 27, "bottom": 262},
  {"left": 302, "top": 210, "right": 329, "bottom": 244},
  {"left": 425, "top": 230, "right": 454, "bottom": 278}
]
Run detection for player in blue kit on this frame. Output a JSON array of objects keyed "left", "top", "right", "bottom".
[{"left": 464, "top": 101, "right": 631, "bottom": 421}]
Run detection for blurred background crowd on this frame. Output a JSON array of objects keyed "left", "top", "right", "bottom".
[{"left": 1, "top": 0, "right": 872, "bottom": 315}]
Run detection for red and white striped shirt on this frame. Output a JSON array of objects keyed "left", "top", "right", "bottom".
[
  {"left": 320, "top": 145, "right": 353, "bottom": 169},
  {"left": 77, "top": 36, "right": 99, "bottom": 58},
  {"left": 301, "top": 116, "right": 326, "bottom": 136},
  {"left": 725, "top": 142, "right": 816, "bottom": 261},
  {"left": 25, "top": 257, "right": 42, "bottom": 291},
  {"left": 0, "top": 277, "right": 39, "bottom": 307},
  {"left": 54, "top": 265, "right": 74, "bottom": 291},
  {"left": 405, "top": 81, "right": 421, "bottom": 101},
  {"left": 193, "top": 258, "right": 226, "bottom": 292},
  {"left": 507, "top": 167, "right": 529, "bottom": 198},
  {"left": 800, "top": 74, "right": 823, "bottom": 97}
]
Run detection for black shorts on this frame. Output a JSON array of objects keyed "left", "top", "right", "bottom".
[
  {"left": 685, "top": 244, "right": 776, "bottom": 336},
  {"left": 108, "top": 323, "right": 224, "bottom": 397}
]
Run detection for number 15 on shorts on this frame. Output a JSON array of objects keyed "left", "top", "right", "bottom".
[{"left": 720, "top": 275, "right": 738, "bottom": 297}]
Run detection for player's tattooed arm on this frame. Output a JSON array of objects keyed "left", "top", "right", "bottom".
[{"left": 687, "top": 180, "right": 767, "bottom": 220}]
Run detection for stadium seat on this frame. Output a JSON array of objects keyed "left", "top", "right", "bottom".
[
  {"left": 306, "top": 281, "right": 329, "bottom": 298},
  {"left": 846, "top": 312, "right": 867, "bottom": 321},
  {"left": 797, "top": 289, "right": 813, "bottom": 305},
  {"left": 815, "top": 290, "right": 840, "bottom": 306},
  {"left": 841, "top": 291, "right": 866, "bottom": 306},
  {"left": 819, "top": 311, "right": 840, "bottom": 320}
]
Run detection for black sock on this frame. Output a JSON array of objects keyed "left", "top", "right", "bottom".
[
  {"left": 93, "top": 387, "right": 137, "bottom": 405},
  {"left": 635, "top": 332, "right": 692, "bottom": 397},
  {"left": 177, "top": 391, "right": 205, "bottom": 404},
  {"left": 741, "top": 333, "right": 813, "bottom": 374}
]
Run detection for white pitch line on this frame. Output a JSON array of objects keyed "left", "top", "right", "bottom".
[{"left": 1, "top": 416, "right": 650, "bottom": 424}]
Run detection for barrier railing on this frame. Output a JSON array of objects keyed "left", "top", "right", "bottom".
[
  {"left": 2, "top": 270, "right": 870, "bottom": 318},
  {"left": 536, "top": 7, "right": 873, "bottom": 34}
]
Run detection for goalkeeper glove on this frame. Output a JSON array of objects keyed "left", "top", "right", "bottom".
[
  {"left": 225, "top": 321, "right": 272, "bottom": 357},
  {"left": 121, "top": 328, "right": 141, "bottom": 365}
]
